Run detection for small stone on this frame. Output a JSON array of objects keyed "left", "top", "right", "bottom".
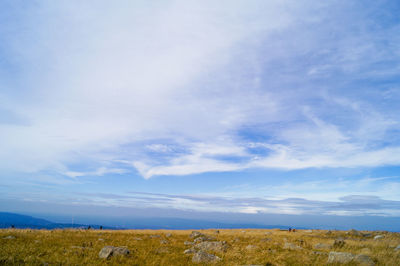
[
  {"left": 395, "top": 245, "right": 400, "bottom": 251},
  {"left": 149, "top": 234, "right": 161, "bottom": 239},
  {"left": 360, "top": 248, "right": 371, "bottom": 254},
  {"left": 349, "top": 229, "right": 362, "bottom": 236},
  {"left": 133, "top": 237, "right": 143, "bottom": 241},
  {"left": 190, "top": 231, "right": 204, "bottom": 238},
  {"left": 184, "top": 241, "right": 194, "bottom": 245},
  {"left": 160, "top": 239, "right": 169, "bottom": 244},
  {"left": 312, "top": 251, "right": 327, "bottom": 255},
  {"left": 283, "top": 242, "right": 302, "bottom": 250},
  {"left": 192, "top": 251, "right": 221, "bottom": 263},
  {"left": 304, "top": 230, "right": 313, "bottom": 233},
  {"left": 98, "top": 238, "right": 104, "bottom": 241},
  {"left": 155, "top": 247, "right": 169, "bottom": 254},
  {"left": 193, "top": 235, "right": 215, "bottom": 243},
  {"left": 165, "top": 233, "right": 172, "bottom": 238},
  {"left": 374, "top": 235, "right": 384, "bottom": 240},
  {"left": 183, "top": 248, "right": 196, "bottom": 254},
  {"left": 3, "top": 236, "right": 15, "bottom": 239},
  {"left": 354, "top": 254, "right": 375, "bottom": 266},
  {"left": 314, "top": 243, "right": 332, "bottom": 249},
  {"left": 245, "top": 244, "right": 258, "bottom": 250},
  {"left": 264, "top": 232, "right": 272, "bottom": 235},
  {"left": 333, "top": 239, "right": 346, "bottom": 248},
  {"left": 98, "top": 246, "right": 130, "bottom": 259},
  {"left": 327, "top": 252, "right": 354, "bottom": 264}
]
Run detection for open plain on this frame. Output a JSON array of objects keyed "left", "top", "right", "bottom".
[{"left": 1, "top": 228, "right": 400, "bottom": 265}]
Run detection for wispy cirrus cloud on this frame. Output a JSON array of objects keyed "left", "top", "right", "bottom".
[{"left": 0, "top": 0, "right": 400, "bottom": 183}]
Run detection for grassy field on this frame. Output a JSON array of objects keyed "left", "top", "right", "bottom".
[{"left": 1, "top": 228, "right": 399, "bottom": 265}]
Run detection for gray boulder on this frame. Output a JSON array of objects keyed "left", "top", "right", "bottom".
[
  {"left": 327, "top": 252, "right": 354, "bottom": 263},
  {"left": 195, "top": 241, "right": 228, "bottom": 253},
  {"left": 395, "top": 245, "right": 400, "bottom": 251},
  {"left": 192, "top": 251, "right": 221, "bottom": 263},
  {"left": 99, "top": 246, "right": 130, "bottom": 259},
  {"left": 184, "top": 241, "right": 194, "bottom": 245},
  {"left": 374, "top": 235, "right": 384, "bottom": 240},
  {"left": 3, "top": 236, "right": 16, "bottom": 239}
]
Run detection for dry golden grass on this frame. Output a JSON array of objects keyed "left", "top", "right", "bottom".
[{"left": 1, "top": 228, "right": 400, "bottom": 265}]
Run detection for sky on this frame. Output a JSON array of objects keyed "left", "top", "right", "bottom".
[{"left": 1, "top": 0, "right": 400, "bottom": 229}]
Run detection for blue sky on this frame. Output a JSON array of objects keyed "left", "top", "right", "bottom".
[{"left": 1, "top": 0, "right": 400, "bottom": 226}]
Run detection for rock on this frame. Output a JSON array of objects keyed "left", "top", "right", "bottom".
[
  {"left": 362, "top": 233, "right": 372, "bottom": 237},
  {"left": 112, "top": 246, "right": 130, "bottom": 256},
  {"left": 260, "top": 238, "right": 271, "bottom": 242},
  {"left": 165, "top": 233, "right": 172, "bottom": 238},
  {"left": 312, "top": 251, "right": 327, "bottom": 255},
  {"left": 99, "top": 246, "right": 114, "bottom": 259},
  {"left": 304, "top": 230, "right": 313, "bottom": 233},
  {"left": 354, "top": 254, "right": 375, "bottom": 266},
  {"left": 98, "top": 238, "right": 104, "bottom": 241},
  {"left": 395, "top": 245, "right": 400, "bottom": 251},
  {"left": 98, "top": 246, "right": 130, "bottom": 259},
  {"left": 245, "top": 245, "right": 258, "bottom": 250},
  {"left": 184, "top": 248, "right": 196, "bottom": 254},
  {"left": 195, "top": 241, "right": 228, "bottom": 253},
  {"left": 149, "top": 234, "right": 161, "bottom": 239},
  {"left": 333, "top": 239, "right": 346, "bottom": 248},
  {"left": 314, "top": 243, "right": 332, "bottom": 249},
  {"left": 190, "top": 231, "right": 204, "bottom": 238},
  {"left": 349, "top": 229, "right": 362, "bottom": 236},
  {"left": 160, "top": 240, "right": 169, "bottom": 244},
  {"left": 133, "top": 237, "right": 142, "bottom": 241},
  {"left": 327, "top": 252, "right": 354, "bottom": 264},
  {"left": 193, "top": 235, "right": 216, "bottom": 243},
  {"left": 192, "top": 251, "right": 221, "bottom": 263},
  {"left": 264, "top": 232, "right": 272, "bottom": 235},
  {"left": 184, "top": 241, "right": 194, "bottom": 245},
  {"left": 360, "top": 248, "right": 371, "bottom": 254},
  {"left": 155, "top": 247, "right": 169, "bottom": 254},
  {"left": 3, "top": 236, "right": 16, "bottom": 239},
  {"left": 374, "top": 235, "right": 384, "bottom": 240},
  {"left": 283, "top": 242, "right": 302, "bottom": 250}
]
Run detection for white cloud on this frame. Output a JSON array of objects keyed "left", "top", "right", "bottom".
[{"left": 0, "top": 0, "right": 399, "bottom": 180}]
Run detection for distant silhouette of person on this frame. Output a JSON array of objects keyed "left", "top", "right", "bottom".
[
  {"left": 87, "top": 225, "right": 91, "bottom": 230},
  {"left": 293, "top": 229, "right": 296, "bottom": 232},
  {"left": 11, "top": 224, "right": 15, "bottom": 229},
  {"left": 288, "top": 227, "right": 292, "bottom": 232},
  {"left": 100, "top": 226, "right": 103, "bottom": 230}
]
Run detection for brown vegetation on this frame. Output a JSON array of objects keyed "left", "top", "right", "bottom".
[{"left": 1, "top": 228, "right": 400, "bottom": 265}]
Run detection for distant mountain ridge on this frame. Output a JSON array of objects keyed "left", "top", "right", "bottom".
[
  {"left": 0, "top": 212, "right": 300, "bottom": 230},
  {"left": 0, "top": 212, "right": 113, "bottom": 229}
]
